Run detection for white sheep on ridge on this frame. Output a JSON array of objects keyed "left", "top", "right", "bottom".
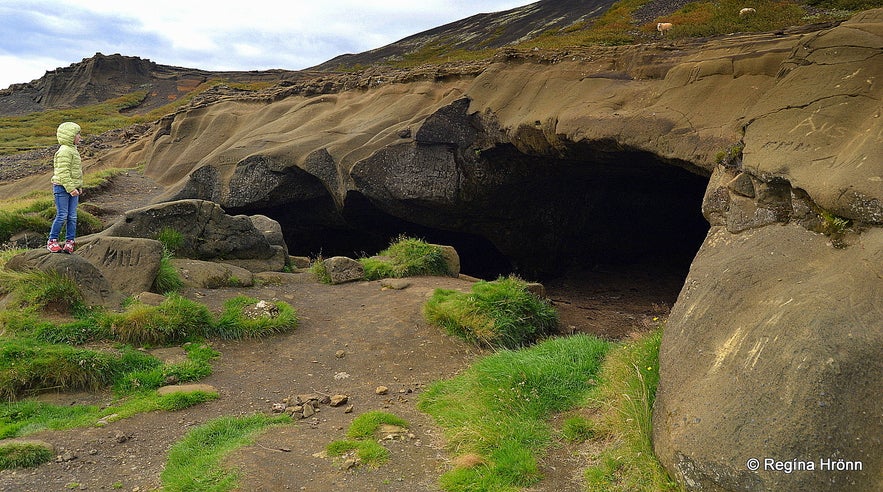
[
  {"left": 657, "top": 22, "right": 673, "bottom": 35},
  {"left": 739, "top": 7, "right": 757, "bottom": 16}
]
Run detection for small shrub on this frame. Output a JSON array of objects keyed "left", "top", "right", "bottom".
[
  {"left": 0, "top": 442, "right": 53, "bottom": 470},
  {"left": 424, "top": 275, "right": 558, "bottom": 349}
]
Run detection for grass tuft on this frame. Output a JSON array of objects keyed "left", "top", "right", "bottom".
[
  {"left": 161, "top": 414, "right": 291, "bottom": 491},
  {"left": 212, "top": 296, "right": 298, "bottom": 339},
  {"left": 347, "top": 410, "right": 410, "bottom": 440},
  {"left": 108, "top": 294, "right": 214, "bottom": 345},
  {"left": 0, "top": 442, "right": 53, "bottom": 470},
  {"left": 418, "top": 334, "right": 610, "bottom": 490},
  {"left": 361, "top": 235, "right": 450, "bottom": 280},
  {"left": 424, "top": 275, "right": 558, "bottom": 349},
  {"left": 326, "top": 411, "right": 409, "bottom": 468},
  {"left": 153, "top": 251, "right": 184, "bottom": 294},
  {"left": 583, "top": 328, "right": 680, "bottom": 491}
]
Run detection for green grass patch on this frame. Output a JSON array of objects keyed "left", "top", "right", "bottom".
[
  {"left": 155, "top": 227, "right": 184, "bottom": 255},
  {"left": 583, "top": 328, "right": 680, "bottom": 491},
  {"left": 361, "top": 235, "right": 450, "bottom": 280},
  {"left": 161, "top": 414, "right": 291, "bottom": 492},
  {"left": 0, "top": 343, "right": 218, "bottom": 439},
  {"left": 212, "top": 296, "right": 299, "bottom": 339},
  {"left": 418, "top": 334, "right": 610, "bottom": 490},
  {"left": 347, "top": 410, "right": 409, "bottom": 440},
  {"left": 0, "top": 339, "right": 157, "bottom": 400},
  {"left": 0, "top": 441, "right": 53, "bottom": 469},
  {"left": 108, "top": 294, "right": 215, "bottom": 345},
  {"left": 326, "top": 439, "right": 391, "bottom": 466},
  {"left": 309, "top": 256, "right": 332, "bottom": 284},
  {"left": 153, "top": 251, "right": 184, "bottom": 294},
  {"left": 326, "top": 411, "right": 409, "bottom": 467},
  {"left": 0, "top": 192, "right": 103, "bottom": 244},
  {"left": 657, "top": 0, "right": 807, "bottom": 39},
  {"left": 561, "top": 415, "right": 596, "bottom": 443},
  {"left": 423, "top": 275, "right": 558, "bottom": 349}
]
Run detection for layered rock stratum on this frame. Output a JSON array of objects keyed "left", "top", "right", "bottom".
[{"left": 0, "top": 7, "right": 880, "bottom": 492}]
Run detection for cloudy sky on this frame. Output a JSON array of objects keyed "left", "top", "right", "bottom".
[{"left": 0, "top": 0, "right": 534, "bottom": 89}]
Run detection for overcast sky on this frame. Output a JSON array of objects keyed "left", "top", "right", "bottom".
[{"left": 0, "top": 0, "right": 535, "bottom": 89}]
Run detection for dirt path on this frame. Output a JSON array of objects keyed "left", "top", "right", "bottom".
[{"left": 0, "top": 172, "right": 681, "bottom": 491}]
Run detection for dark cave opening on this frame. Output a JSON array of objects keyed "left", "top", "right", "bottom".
[
  {"left": 245, "top": 148, "right": 710, "bottom": 282},
  {"left": 238, "top": 146, "right": 710, "bottom": 338}
]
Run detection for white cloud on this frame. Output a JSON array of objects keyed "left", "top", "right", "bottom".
[{"left": 0, "top": 0, "right": 534, "bottom": 89}]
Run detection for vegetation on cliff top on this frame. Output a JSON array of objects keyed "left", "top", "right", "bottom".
[{"left": 1, "top": 0, "right": 876, "bottom": 155}]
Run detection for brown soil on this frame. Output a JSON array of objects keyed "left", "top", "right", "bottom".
[{"left": 0, "top": 172, "right": 682, "bottom": 491}]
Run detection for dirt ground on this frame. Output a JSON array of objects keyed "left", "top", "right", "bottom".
[{"left": 0, "top": 173, "right": 683, "bottom": 491}]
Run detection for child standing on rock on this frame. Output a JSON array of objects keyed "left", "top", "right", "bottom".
[{"left": 47, "top": 122, "right": 83, "bottom": 254}]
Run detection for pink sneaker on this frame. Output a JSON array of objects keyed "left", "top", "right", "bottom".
[
  {"left": 62, "top": 240, "right": 75, "bottom": 254},
  {"left": 47, "top": 239, "right": 62, "bottom": 253}
]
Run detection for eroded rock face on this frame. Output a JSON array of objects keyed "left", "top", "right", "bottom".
[
  {"left": 87, "top": 10, "right": 881, "bottom": 491},
  {"left": 654, "top": 225, "right": 883, "bottom": 492},
  {"left": 101, "top": 199, "right": 285, "bottom": 271},
  {"left": 5, "top": 250, "right": 121, "bottom": 308}
]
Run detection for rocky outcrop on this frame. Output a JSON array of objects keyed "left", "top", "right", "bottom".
[
  {"left": 0, "top": 53, "right": 311, "bottom": 118},
  {"left": 75, "top": 236, "right": 165, "bottom": 295},
  {"left": 4, "top": 200, "right": 290, "bottom": 307},
  {"left": 99, "top": 199, "right": 287, "bottom": 273},
  {"left": 5, "top": 250, "right": 121, "bottom": 308},
  {"left": 651, "top": 11, "right": 883, "bottom": 491},
  {"left": 653, "top": 225, "right": 882, "bottom": 492}
]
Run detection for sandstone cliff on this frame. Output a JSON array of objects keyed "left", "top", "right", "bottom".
[{"left": 1, "top": 8, "right": 880, "bottom": 492}]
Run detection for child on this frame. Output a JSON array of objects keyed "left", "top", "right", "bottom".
[{"left": 47, "top": 122, "right": 83, "bottom": 254}]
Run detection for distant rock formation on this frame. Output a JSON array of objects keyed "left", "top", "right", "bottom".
[{"left": 0, "top": 52, "right": 309, "bottom": 117}]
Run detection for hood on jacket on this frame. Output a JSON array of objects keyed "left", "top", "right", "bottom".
[{"left": 56, "top": 122, "right": 81, "bottom": 146}]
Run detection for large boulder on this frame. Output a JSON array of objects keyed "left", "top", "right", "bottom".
[
  {"left": 75, "top": 236, "right": 165, "bottom": 295},
  {"left": 323, "top": 256, "right": 364, "bottom": 284},
  {"left": 653, "top": 225, "right": 883, "bottom": 491},
  {"left": 100, "top": 199, "right": 285, "bottom": 272},
  {"left": 4, "top": 250, "right": 122, "bottom": 308},
  {"left": 171, "top": 259, "right": 255, "bottom": 289}
]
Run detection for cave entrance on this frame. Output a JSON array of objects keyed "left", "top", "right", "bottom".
[{"left": 241, "top": 146, "right": 710, "bottom": 339}]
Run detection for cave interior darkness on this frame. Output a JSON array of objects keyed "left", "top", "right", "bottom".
[{"left": 239, "top": 147, "right": 711, "bottom": 315}]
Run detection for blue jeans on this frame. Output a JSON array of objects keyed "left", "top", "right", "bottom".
[{"left": 49, "top": 184, "right": 78, "bottom": 241}]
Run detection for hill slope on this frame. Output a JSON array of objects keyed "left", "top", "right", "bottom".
[{"left": 311, "top": 0, "right": 619, "bottom": 70}]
